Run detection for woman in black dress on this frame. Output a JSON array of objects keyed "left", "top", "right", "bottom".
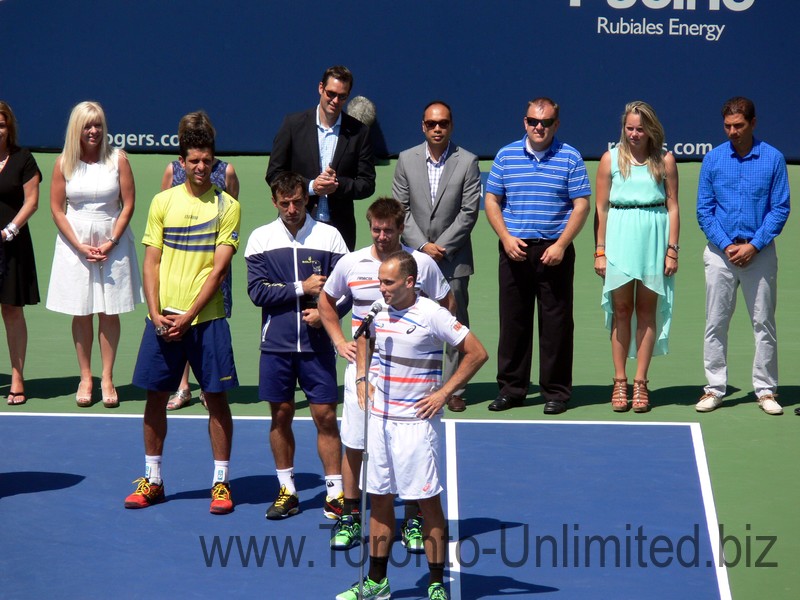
[{"left": 0, "top": 101, "right": 41, "bottom": 406}]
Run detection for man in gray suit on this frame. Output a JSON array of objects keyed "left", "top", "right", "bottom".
[{"left": 392, "top": 101, "right": 481, "bottom": 412}]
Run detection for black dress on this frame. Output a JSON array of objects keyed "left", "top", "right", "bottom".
[{"left": 0, "top": 147, "right": 41, "bottom": 306}]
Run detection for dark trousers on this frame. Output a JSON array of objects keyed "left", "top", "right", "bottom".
[{"left": 496, "top": 240, "right": 574, "bottom": 403}]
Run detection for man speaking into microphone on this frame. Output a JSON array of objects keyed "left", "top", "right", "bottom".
[
  {"left": 335, "top": 250, "right": 487, "bottom": 600},
  {"left": 319, "top": 197, "right": 453, "bottom": 551}
]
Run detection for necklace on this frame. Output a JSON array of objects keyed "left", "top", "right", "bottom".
[{"left": 630, "top": 155, "right": 647, "bottom": 166}]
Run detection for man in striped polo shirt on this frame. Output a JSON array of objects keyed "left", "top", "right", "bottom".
[{"left": 484, "top": 97, "right": 591, "bottom": 415}]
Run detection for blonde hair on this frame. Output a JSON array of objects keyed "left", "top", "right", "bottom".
[
  {"left": 617, "top": 101, "right": 666, "bottom": 184},
  {"left": 61, "top": 101, "right": 113, "bottom": 178}
]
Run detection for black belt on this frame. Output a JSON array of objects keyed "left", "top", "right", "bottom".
[
  {"left": 609, "top": 202, "right": 665, "bottom": 209},
  {"left": 732, "top": 237, "right": 752, "bottom": 244},
  {"left": 521, "top": 238, "right": 556, "bottom": 244}
]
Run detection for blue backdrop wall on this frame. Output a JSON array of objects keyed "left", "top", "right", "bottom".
[{"left": 2, "top": 0, "right": 796, "bottom": 160}]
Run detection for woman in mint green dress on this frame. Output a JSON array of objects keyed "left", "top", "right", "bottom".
[{"left": 594, "top": 101, "right": 680, "bottom": 413}]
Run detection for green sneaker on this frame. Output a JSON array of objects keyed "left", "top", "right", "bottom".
[
  {"left": 331, "top": 515, "right": 362, "bottom": 550},
  {"left": 428, "top": 582, "right": 449, "bottom": 600},
  {"left": 401, "top": 517, "right": 425, "bottom": 553},
  {"left": 335, "top": 576, "right": 390, "bottom": 600}
]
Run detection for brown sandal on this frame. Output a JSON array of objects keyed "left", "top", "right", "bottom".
[
  {"left": 632, "top": 379, "right": 650, "bottom": 413},
  {"left": 611, "top": 378, "right": 629, "bottom": 412}
]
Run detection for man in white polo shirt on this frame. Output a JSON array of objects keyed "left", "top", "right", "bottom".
[{"left": 335, "top": 250, "right": 487, "bottom": 600}]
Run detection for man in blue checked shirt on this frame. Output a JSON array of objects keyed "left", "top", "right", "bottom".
[{"left": 696, "top": 97, "right": 790, "bottom": 416}]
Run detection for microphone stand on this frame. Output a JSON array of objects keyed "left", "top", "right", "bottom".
[{"left": 356, "top": 326, "right": 373, "bottom": 600}]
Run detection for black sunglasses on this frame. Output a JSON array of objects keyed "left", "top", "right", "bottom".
[
  {"left": 526, "top": 117, "right": 556, "bottom": 128},
  {"left": 424, "top": 119, "right": 451, "bottom": 129}
]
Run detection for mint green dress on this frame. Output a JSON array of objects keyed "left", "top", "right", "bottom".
[{"left": 601, "top": 148, "right": 674, "bottom": 357}]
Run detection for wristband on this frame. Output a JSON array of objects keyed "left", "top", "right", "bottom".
[{"left": 594, "top": 250, "right": 605, "bottom": 258}]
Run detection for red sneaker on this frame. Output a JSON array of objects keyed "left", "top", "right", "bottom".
[
  {"left": 210, "top": 482, "right": 234, "bottom": 515},
  {"left": 124, "top": 477, "right": 165, "bottom": 509}
]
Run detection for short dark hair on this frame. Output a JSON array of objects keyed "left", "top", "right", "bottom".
[
  {"left": 423, "top": 100, "right": 452, "bottom": 120},
  {"left": 526, "top": 97, "right": 560, "bottom": 120},
  {"left": 385, "top": 250, "right": 418, "bottom": 284},
  {"left": 270, "top": 171, "right": 307, "bottom": 200},
  {"left": 179, "top": 126, "right": 215, "bottom": 158},
  {"left": 321, "top": 65, "right": 353, "bottom": 91},
  {"left": 721, "top": 96, "right": 756, "bottom": 122},
  {"left": 366, "top": 197, "right": 405, "bottom": 229}
]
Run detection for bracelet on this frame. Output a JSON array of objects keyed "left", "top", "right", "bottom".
[
  {"left": 2, "top": 227, "right": 15, "bottom": 242},
  {"left": 594, "top": 250, "right": 605, "bottom": 258},
  {"left": 666, "top": 253, "right": 678, "bottom": 261},
  {"left": 667, "top": 243, "right": 680, "bottom": 252},
  {"left": 355, "top": 376, "right": 367, "bottom": 384},
  {"left": 109, "top": 237, "right": 120, "bottom": 246},
  {"left": 595, "top": 244, "right": 605, "bottom": 249},
  {"left": 6, "top": 222, "right": 19, "bottom": 236}
]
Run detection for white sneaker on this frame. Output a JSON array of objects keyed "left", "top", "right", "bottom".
[
  {"left": 758, "top": 394, "right": 783, "bottom": 415},
  {"left": 695, "top": 393, "right": 723, "bottom": 413}
]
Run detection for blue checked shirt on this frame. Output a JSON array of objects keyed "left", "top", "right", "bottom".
[{"left": 697, "top": 138, "right": 790, "bottom": 251}]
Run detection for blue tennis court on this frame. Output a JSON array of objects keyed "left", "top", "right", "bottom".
[{"left": 1, "top": 415, "right": 729, "bottom": 599}]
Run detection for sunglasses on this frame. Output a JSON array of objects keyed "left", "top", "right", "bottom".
[
  {"left": 525, "top": 117, "right": 556, "bottom": 128},
  {"left": 424, "top": 119, "right": 451, "bottom": 129},
  {"left": 323, "top": 89, "right": 349, "bottom": 102}
]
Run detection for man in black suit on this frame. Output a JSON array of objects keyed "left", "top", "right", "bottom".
[{"left": 266, "top": 65, "right": 376, "bottom": 250}]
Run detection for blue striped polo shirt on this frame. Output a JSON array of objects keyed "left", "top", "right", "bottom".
[{"left": 486, "top": 136, "right": 591, "bottom": 239}]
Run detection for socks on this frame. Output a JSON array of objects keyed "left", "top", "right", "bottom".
[
  {"left": 368, "top": 555, "right": 389, "bottom": 583},
  {"left": 213, "top": 460, "right": 229, "bottom": 485},
  {"left": 343, "top": 497, "right": 361, "bottom": 520},
  {"left": 325, "top": 474, "right": 343, "bottom": 498},
  {"left": 277, "top": 467, "right": 296, "bottom": 494},
  {"left": 404, "top": 500, "right": 421, "bottom": 521},
  {"left": 145, "top": 455, "right": 162, "bottom": 485},
  {"left": 429, "top": 562, "right": 445, "bottom": 585}
]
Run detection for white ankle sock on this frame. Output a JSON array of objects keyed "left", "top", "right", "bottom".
[
  {"left": 145, "top": 455, "right": 162, "bottom": 485},
  {"left": 213, "top": 460, "right": 229, "bottom": 485},
  {"left": 325, "top": 474, "right": 343, "bottom": 498},
  {"left": 276, "top": 468, "right": 296, "bottom": 494}
]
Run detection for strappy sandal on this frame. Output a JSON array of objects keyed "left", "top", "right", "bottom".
[
  {"left": 632, "top": 379, "right": 650, "bottom": 413},
  {"left": 167, "top": 389, "right": 191, "bottom": 411},
  {"left": 7, "top": 391, "right": 27, "bottom": 405},
  {"left": 611, "top": 378, "right": 629, "bottom": 412}
]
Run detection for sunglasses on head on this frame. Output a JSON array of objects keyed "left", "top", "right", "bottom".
[{"left": 526, "top": 117, "right": 556, "bottom": 128}]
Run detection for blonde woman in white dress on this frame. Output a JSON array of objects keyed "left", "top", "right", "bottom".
[{"left": 47, "top": 101, "right": 144, "bottom": 407}]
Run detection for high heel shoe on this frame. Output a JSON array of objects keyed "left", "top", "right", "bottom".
[
  {"left": 611, "top": 378, "right": 629, "bottom": 412},
  {"left": 632, "top": 379, "right": 650, "bottom": 413}
]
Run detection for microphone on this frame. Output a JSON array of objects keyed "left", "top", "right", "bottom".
[{"left": 353, "top": 302, "right": 382, "bottom": 339}]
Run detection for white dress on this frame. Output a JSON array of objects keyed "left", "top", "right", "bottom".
[{"left": 46, "top": 150, "right": 144, "bottom": 315}]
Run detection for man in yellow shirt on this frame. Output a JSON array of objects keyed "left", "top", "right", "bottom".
[{"left": 125, "top": 124, "right": 241, "bottom": 514}]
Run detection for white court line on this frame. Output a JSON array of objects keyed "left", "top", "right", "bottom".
[
  {"left": 445, "top": 419, "right": 462, "bottom": 600},
  {"left": 690, "top": 422, "right": 733, "bottom": 600}
]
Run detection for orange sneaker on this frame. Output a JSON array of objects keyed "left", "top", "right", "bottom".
[
  {"left": 124, "top": 477, "right": 165, "bottom": 509},
  {"left": 210, "top": 482, "right": 234, "bottom": 515}
]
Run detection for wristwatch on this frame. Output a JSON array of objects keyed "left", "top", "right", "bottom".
[{"left": 667, "top": 243, "right": 680, "bottom": 252}]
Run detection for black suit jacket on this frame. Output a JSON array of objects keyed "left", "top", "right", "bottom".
[{"left": 266, "top": 108, "right": 376, "bottom": 249}]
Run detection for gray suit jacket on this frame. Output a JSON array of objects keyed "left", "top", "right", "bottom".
[{"left": 392, "top": 142, "right": 481, "bottom": 279}]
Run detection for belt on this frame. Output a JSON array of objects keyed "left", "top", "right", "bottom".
[
  {"left": 520, "top": 238, "right": 556, "bottom": 244},
  {"left": 732, "top": 237, "right": 752, "bottom": 244},
  {"left": 609, "top": 202, "right": 665, "bottom": 209}
]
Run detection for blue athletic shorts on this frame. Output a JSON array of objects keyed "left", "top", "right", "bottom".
[
  {"left": 132, "top": 318, "right": 238, "bottom": 393},
  {"left": 259, "top": 351, "right": 338, "bottom": 404}
]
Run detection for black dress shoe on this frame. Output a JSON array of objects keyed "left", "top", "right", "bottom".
[
  {"left": 795, "top": 406, "right": 800, "bottom": 416},
  {"left": 488, "top": 395, "right": 522, "bottom": 412},
  {"left": 543, "top": 400, "right": 567, "bottom": 415}
]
